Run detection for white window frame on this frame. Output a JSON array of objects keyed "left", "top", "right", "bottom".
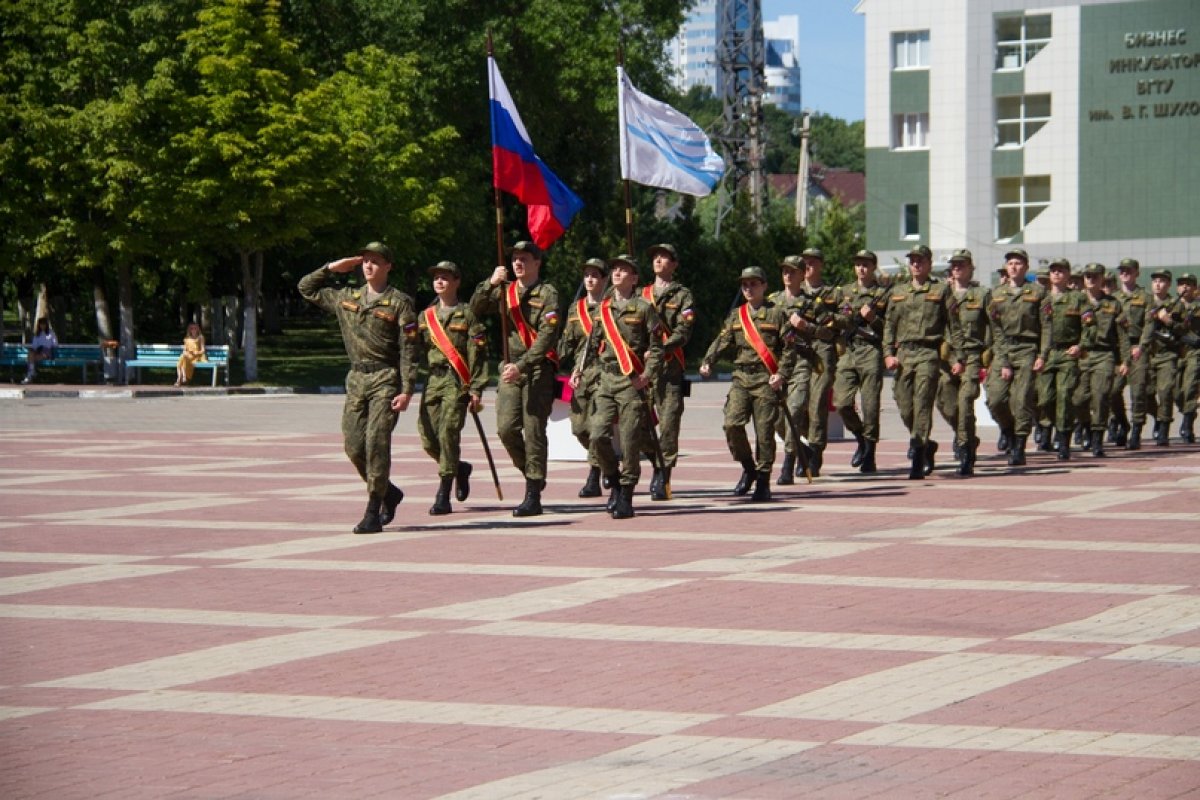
[
  {"left": 901, "top": 204, "right": 921, "bottom": 240},
  {"left": 995, "top": 176, "right": 1050, "bottom": 242},
  {"left": 995, "top": 14, "right": 1051, "bottom": 71},
  {"left": 893, "top": 30, "right": 930, "bottom": 70},
  {"left": 995, "top": 94, "right": 1051, "bottom": 149},
  {"left": 893, "top": 112, "right": 930, "bottom": 150}
]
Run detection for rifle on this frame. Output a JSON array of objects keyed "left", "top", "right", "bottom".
[{"left": 470, "top": 408, "right": 503, "bottom": 500}]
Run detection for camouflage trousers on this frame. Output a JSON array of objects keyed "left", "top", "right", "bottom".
[
  {"left": 783, "top": 341, "right": 836, "bottom": 456},
  {"left": 1146, "top": 349, "right": 1179, "bottom": 424},
  {"left": 590, "top": 369, "right": 650, "bottom": 487},
  {"left": 570, "top": 366, "right": 601, "bottom": 468},
  {"left": 724, "top": 369, "right": 780, "bottom": 474},
  {"left": 417, "top": 371, "right": 470, "bottom": 478},
  {"left": 1176, "top": 350, "right": 1199, "bottom": 415},
  {"left": 1110, "top": 350, "right": 1150, "bottom": 426},
  {"left": 1073, "top": 351, "right": 1116, "bottom": 432},
  {"left": 341, "top": 368, "right": 401, "bottom": 500},
  {"left": 937, "top": 353, "right": 984, "bottom": 449},
  {"left": 1037, "top": 349, "right": 1081, "bottom": 432},
  {"left": 892, "top": 343, "right": 940, "bottom": 445},
  {"left": 648, "top": 361, "right": 687, "bottom": 468},
  {"left": 495, "top": 359, "right": 556, "bottom": 482},
  {"left": 985, "top": 342, "right": 1039, "bottom": 437},
  {"left": 833, "top": 342, "right": 883, "bottom": 442}
]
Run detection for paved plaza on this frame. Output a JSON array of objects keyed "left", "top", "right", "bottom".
[{"left": 1, "top": 382, "right": 1198, "bottom": 798}]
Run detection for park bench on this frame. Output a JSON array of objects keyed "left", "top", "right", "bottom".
[
  {"left": 124, "top": 344, "right": 231, "bottom": 386},
  {"left": 1, "top": 343, "right": 107, "bottom": 383}
]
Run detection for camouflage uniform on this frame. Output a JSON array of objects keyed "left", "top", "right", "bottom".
[
  {"left": 1141, "top": 280, "right": 1186, "bottom": 445},
  {"left": 832, "top": 258, "right": 889, "bottom": 473},
  {"left": 938, "top": 269, "right": 991, "bottom": 472},
  {"left": 986, "top": 270, "right": 1046, "bottom": 463},
  {"left": 298, "top": 262, "right": 417, "bottom": 505},
  {"left": 559, "top": 281, "right": 605, "bottom": 493},
  {"left": 1073, "top": 268, "right": 1131, "bottom": 456},
  {"left": 1176, "top": 279, "right": 1200, "bottom": 442},
  {"left": 1109, "top": 269, "right": 1152, "bottom": 448},
  {"left": 1037, "top": 272, "right": 1088, "bottom": 457}
]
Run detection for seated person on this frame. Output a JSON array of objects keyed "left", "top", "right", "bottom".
[
  {"left": 22, "top": 317, "right": 58, "bottom": 385},
  {"left": 175, "top": 322, "right": 207, "bottom": 386}
]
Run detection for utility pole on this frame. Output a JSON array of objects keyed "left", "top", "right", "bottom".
[
  {"left": 794, "top": 111, "right": 811, "bottom": 228},
  {"left": 712, "top": 0, "right": 765, "bottom": 238}
]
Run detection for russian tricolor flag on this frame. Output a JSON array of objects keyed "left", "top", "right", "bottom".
[{"left": 488, "top": 56, "right": 583, "bottom": 250}]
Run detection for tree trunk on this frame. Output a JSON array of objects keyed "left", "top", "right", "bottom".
[
  {"left": 117, "top": 261, "right": 135, "bottom": 363},
  {"left": 92, "top": 267, "right": 115, "bottom": 341},
  {"left": 240, "top": 250, "right": 262, "bottom": 383},
  {"left": 33, "top": 283, "right": 50, "bottom": 330}
]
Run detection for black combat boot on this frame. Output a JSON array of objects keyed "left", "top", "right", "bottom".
[
  {"left": 1056, "top": 430, "right": 1071, "bottom": 461},
  {"left": 1091, "top": 430, "right": 1106, "bottom": 457},
  {"left": 1107, "top": 415, "right": 1120, "bottom": 444},
  {"left": 379, "top": 483, "right": 404, "bottom": 527},
  {"left": 1033, "top": 424, "right": 1045, "bottom": 446},
  {"left": 923, "top": 440, "right": 939, "bottom": 476},
  {"left": 1181, "top": 412, "right": 1196, "bottom": 444},
  {"left": 1155, "top": 420, "right": 1170, "bottom": 446},
  {"left": 610, "top": 484, "right": 634, "bottom": 519},
  {"left": 455, "top": 461, "right": 473, "bottom": 502},
  {"left": 579, "top": 466, "right": 602, "bottom": 498},
  {"left": 650, "top": 468, "right": 671, "bottom": 500},
  {"left": 850, "top": 433, "right": 867, "bottom": 468},
  {"left": 353, "top": 496, "right": 384, "bottom": 534},
  {"left": 809, "top": 448, "right": 823, "bottom": 478},
  {"left": 429, "top": 475, "right": 453, "bottom": 516},
  {"left": 513, "top": 478, "right": 544, "bottom": 517},
  {"left": 1038, "top": 425, "right": 1056, "bottom": 452},
  {"left": 750, "top": 472, "right": 772, "bottom": 502},
  {"left": 908, "top": 438, "right": 925, "bottom": 480},
  {"left": 957, "top": 440, "right": 975, "bottom": 477},
  {"left": 605, "top": 475, "right": 622, "bottom": 512},
  {"left": 733, "top": 460, "right": 757, "bottom": 496},
  {"left": 1073, "top": 423, "right": 1085, "bottom": 447},
  {"left": 647, "top": 468, "right": 663, "bottom": 499},
  {"left": 1127, "top": 424, "right": 1142, "bottom": 450},
  {"left": 777, "top": 454, "right": 796, "bottom": 485},
  {"left": 997, "top": 429, "right": 1012, "bottom": 453},
  {"left": 859, "top": 440, "right": 877, "bottom": 474},
  {"left": 1008, "top": 435, "right": 1028, "bottom": 466}
]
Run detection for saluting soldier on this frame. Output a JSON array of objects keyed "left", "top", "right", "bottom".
[
  {"left": 783, "top": 248, "right": 842, "bottom": 477},
  {"left": 1073, "top": 263, "right": 1131, "bottom": 457},
  {"left": 573, "top": 255, "right": 663, "bottom": 519},
  {"left": 470, "top": 240, "right": 561, "bottom": 516},
  {"left": 298, "top": 242, "right": 417, "bottom": 533},
  {"left": 832, "top": 249, "right": 889, "bottom": 474},
  {"left": 883, "top": 244, "right": 959, "bottom": 479},
  {"left": 1142, "top": 269, "right": 1186, "bottom": 447},
  {"left": 639, "top": 243, "right": 696, "bottom": 501},
  {"left": 937, "top": 249, "right": 992, "bottom": 476},
  {"left": 700, "top": 267, "right": 797, "bottom": 501},
  {"left": 1109, "top": 258, "right": 1152, "bottom": 449},
  {"left": 985, "top": 247, "right": 1046, "bottom": 466},
  {"left": 415, "top": 261, "right": 488, "bottom": 515},
  {"left": 1037, "top": 258, "right": 1088, "bottom": 460},
  {"left": 559, "top": 258, "right": 610, "bottom": 498},
  {"left": 1176, "top": 273, "right": 1200, "bottom": 443}
]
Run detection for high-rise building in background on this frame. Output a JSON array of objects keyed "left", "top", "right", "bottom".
[
  {"left": 857, "top": 0, "right": 1199, "bottom": 273},
  {"left": 670, "top": 1, "right": 803, "bottom": 115}
]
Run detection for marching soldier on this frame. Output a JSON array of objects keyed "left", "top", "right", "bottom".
[
  {"left": 1037, "top": 258, "right": 1088, "bottom": 460},
  {"left": 700, "top": 267, "right": 797, "bottom": 501},
  {"left": 559, "top": 258, "right": 610, "bottom": 497},
  {"left": 640, "top": 243, "right": 696, "bottom": 501},
  {"left": 1176, "top": 274, "right": 1200, "bottom": 443},
  {"left": 1142, "top": 269, "right": 1186, "bottom": 447},
  {"left": 771, "top": 254, "right": 814, "bottom": 484},
  {"left": 470, "top": 240, "right": 561, "bottom": 516},
  {"left": 883, "top": 244, "right": 959, "bottom": 479},
  {"left": 985, "top": 248, "right": 1046, "bottom": 466},
  {"left": 832, "top": 249, "right": 888, "bottom": 474},
  {"left": 415, "top": 261, "right": 488, "bottom": 515},
  {"left": 298, "top": 242, "right": 417, "bottom": 533},
  {"left": 1073, "top": 263, "right": 1131, "bottom": 457},
  {"left": 937, "top": 249, "right": 992, "bottom": 476},
  {"left": 573, "top": 255, "right": 663, "bottom": 519},
  {"left": 1109, "top": 258, "right": 1152, "bottom": 449},
  {"left": 784, "top": 248, "right": 841, "bottom": 477}
]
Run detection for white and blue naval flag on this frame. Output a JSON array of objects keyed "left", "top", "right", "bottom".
[{"left": 618, "top": 66, "right": 725, "bottom": 197}]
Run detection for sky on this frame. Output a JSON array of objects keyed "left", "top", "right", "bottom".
[{"left": 764, "top": 0, "right": 865, "bottom": 121}]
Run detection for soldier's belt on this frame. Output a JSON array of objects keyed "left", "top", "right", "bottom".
[
  {"left": 351, "top": 361, "right": 392, "bottom": 373},
  {"left": 427, "top": 364, "right": 453, "bottom": 375},
  {"left": 602, "top": 362, "right": 635, "bottom": 376},
  {"left": 736, "top": 362, "right": 770, "bottom": 374},
  {"left": 899, "top": 341, "right": 939, "bottom": 350},
  {"left": 1050, "top": 342, "right": 1080, "bottom": 350},
  {"left": 1088, "top": 346, "right": 1114, "bottom": 353}
]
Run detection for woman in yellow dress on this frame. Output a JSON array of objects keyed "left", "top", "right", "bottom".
[{"left": 175, "top": 322, "right": 207, "bottom": 386}]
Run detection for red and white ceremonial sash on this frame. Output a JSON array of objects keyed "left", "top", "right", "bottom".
[
  {"left": 739, "top": 304, "right": 779, "bottom": 375},
  {"left": 600, "top": 299, "right": 644, "bottom": 376},
  {"left": 424, "top": 307, "right": 471, "bottom": 385},
  {"left": 641, "top": 285, "right": 685, "bottom": 368},
  {"left": 506, "top": 281, "right": 557, "bottom": 363},
  {"left": 575, "top": 297, "right": 594, "bottom": 336}
]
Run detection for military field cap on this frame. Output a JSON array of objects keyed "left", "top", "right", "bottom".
[
  {"left": 1118, "top": 257, "right": 1140, "bottom": 270},
  {"left": 800, "top": 247, "right": 825, "bottom": 261},
  {"left": 1004, "top": 247, "right": 1030, "bottom": 262},
  {"left": 360, "top": 241, "right": 394, "bottom": 263},
  {"left": 427, "top": 260, "right": 460, "bottom": 278},
  {"left": 949, "top": 248, "right": 973, "bottom": 264},
  {"left": 647, "top": 243, "right": 678, "bottom": 260},
  {"left": 1177, "top": 272, "right": 1197, "bottom": 285},
  {"left": 1036, "top": 265, "right": 1050, "bottom": 277},
  {"left": 907, "top": 244, "right": 933, "bottom": 260},
  {"left": 1048, "top": 257, "right": 1071, "bottom": 271},
  {"left": 1150, "top": 269, "right": 1171, "bottom": 280},
  {"left": 510, "top": 240, "right": 542, "bottom": 258},
  {"left": 581, "top": 257, "right": 609, "bottom": 276},
  {"left": 739, "top": 266, "right": 768, "bottom": 283},
  {"left": 608, "top": 254, "right": 638, "bottom": 271},
  {"left": 852, "top": 249, "right": 878, "bottom": 264},
  {"left": 1082, "top": 262, "right": 1106, "bottom": 277},
  {"left": 780, "top": 254, "right": 806, "bottom": 270}
]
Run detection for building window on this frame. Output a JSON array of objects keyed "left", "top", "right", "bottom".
[
  {"left": 901, "top": 204, "right": 920, "bottom": 240},
  {"left": 995, "top": 14, "right": 1051, "bottom": 71},
  {"left": 995, "top": 94, "right": 1051, "bottom": 148},
  {"left": 893, "top": 113, "right": 930, "bottom": 150},
  {"left": 995, "top": 176, "right": 1050, "bottom": 241},
  {"left": 893, "top": 30, "right": 930, "bottom": 70}
]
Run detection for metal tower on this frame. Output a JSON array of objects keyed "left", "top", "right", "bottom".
[{"left": 713, "top": 0, "right": 766, "bottom": 236}]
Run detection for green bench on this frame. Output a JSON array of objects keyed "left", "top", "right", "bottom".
[
  {"left": 1, "top": 343, "right": 107, "bottom": 383},
  {"left": 125, "top": 344, "right": 232, "bottom": 386}
]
